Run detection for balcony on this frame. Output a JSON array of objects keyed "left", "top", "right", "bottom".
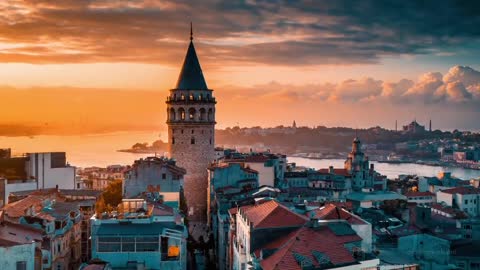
[{"left": 166, "top": 96, "right": 216, "bottom": 105}]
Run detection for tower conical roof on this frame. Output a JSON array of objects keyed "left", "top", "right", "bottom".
[{"left": 175, "top": 40, "right": 208, "bottom": 90}]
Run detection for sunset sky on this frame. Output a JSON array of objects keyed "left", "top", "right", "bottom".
[{"left": 1, "top": 0, "right": 480, "bottom": 134}]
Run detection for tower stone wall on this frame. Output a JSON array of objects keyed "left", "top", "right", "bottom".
[{"left": 166, "top": 33, "right": 215, "bottom": 223}]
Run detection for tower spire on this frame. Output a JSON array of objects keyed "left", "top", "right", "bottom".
[{"left": 190, "top": 22, "right": 193, "bottom": 41}]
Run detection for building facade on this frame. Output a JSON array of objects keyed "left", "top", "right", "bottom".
[
  {"left": 123, "top": 157, "right": 186, "bottom": 202},
  {"left": 90, "top": 198, "right": 188, "bottom": 270},
  {"left": 166, "top": 28, "right": 215, "bottom": 222}
]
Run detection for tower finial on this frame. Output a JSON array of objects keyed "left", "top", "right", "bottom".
[{"left": 190, "top": 22, "right": 193, "bottom": 41}]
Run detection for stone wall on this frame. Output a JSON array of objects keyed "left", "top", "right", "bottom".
[{"left": 168, "top": 124, "right": 214, "bottom": 222}]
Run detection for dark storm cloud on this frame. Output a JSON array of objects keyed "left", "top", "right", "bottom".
[{"left": 0, "top": 0, "right": 479, "bottom": 65}]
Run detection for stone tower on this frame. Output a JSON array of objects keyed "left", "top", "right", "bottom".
[{"left": 166, "top": 25, "right": 215, "bottom": 222}]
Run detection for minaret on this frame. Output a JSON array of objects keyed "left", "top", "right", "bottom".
[
  {"left": 395, "top": 120, "right": 397, "bottom": 132},
  {"left": 166, "top": 24, "right": 215, "bottom": 223},
  {"left": 292, "top": 120, "right": 297, "bottom": 129},
  {"left": 429, "top": 119, "right": 432, "bottom": 132}
]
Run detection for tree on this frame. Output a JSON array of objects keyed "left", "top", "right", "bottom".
[
  {"left": 95, "top": 179, "right": 123, "bottom": 214},
  {"left": 132, "top": 142, "right": 148, "bottom": 150}
]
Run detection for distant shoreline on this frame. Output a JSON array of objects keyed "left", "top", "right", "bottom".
[{"left": 293, "top": 155, "right": 480, "bottom": 171}]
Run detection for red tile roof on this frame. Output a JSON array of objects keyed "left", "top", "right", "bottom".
[
  {"left": 441, "top": 187, "right": 480, "bottom": 195},
  {"left": 317, "top": 168, "right": 351, "bottom": 177},
  {"left": 405, "top": 191, "right": 435, "bottom": 198},
  {"left": 245, "top": 155, "right": 271, "bottom": 163},
  {"left": 259, "top": 225, "right": 362, "bottom": 270},
  {"left": 3, "top": 192, "right": 66, "bottom": 219},
  {"left": 239, "top": 200, "right": 308, "bottom": 229},
  {"left": 308, "top": 204, "right": 367, "bottom": 225}
]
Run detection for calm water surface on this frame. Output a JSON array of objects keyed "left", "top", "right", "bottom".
[
  {"left": 1, "top": 132, "right": 480, "bottom": 180},
  {"left": 288, "top": 157, "right": 480, "bottom": 180}
]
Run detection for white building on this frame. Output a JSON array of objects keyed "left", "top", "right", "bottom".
[
  {"left": 25, "top": 152, "right": 76, "bottom": 190},
  {"left": 405, "top": 191, "right": 436, "bottom": 205},
  {"left": 436, "top": 187, "right": 480, "bottom": 217},
  {"left": 0, "top": 152, "right": 75, "bottom": 205}
]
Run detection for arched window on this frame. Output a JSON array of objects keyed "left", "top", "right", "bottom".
[
  {"left": 199, "top": 94, "right": 203, "bottom": 101},
  {"left": 208, "top": 108, "right": 213, "bottom": 121},
  {"left": 178, "top": 108, "right": 186, "bottom": 120},
  {"left": 189, "top": 93, "right": 194, "bottom": 101},
  {"left": 169, "top": 108, "right": 175, "bottom": 121},
  {"left": 191, "top": 137, "right": 195, "bottom": 144},
  {"left": 199, "top": 108, "right": 206, "bottom": 121},
  {"left": 180, "top": 94, "right": 185, "bottom": 101},
  {"left": 189, "top": 108, "right": 196, "bottom": 120}
]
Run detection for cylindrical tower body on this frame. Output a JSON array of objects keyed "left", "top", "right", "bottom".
[{"left": 166, "top": 37, "right": 215, "bottom": 223}]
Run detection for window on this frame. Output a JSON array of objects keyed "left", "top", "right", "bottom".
[
  {"left": 191, "top": 137, "right": 195, "bottom": 144},
  {"left": 136, "top": 236, "right": 159, "bottom": 252},
  {"left": 189, "top": 93, "right": 194, "bottom": 101},
  {"left": 162, "top": 173, "right": 166, "bottom": 180},
  {"left": 122, "top": 237, "right": 135, "bottom": 252},
  {"left": 192, "top": 129, "right": 194, "bottom": 134},
  {"left": 189, "top": 108, "right": 196, "bottom": 120},
  {"left": 180, "top": 94, "right": 185, "bottom": 101},
  {"left": 465, "top": 199, "right": 468, "bottom": 205},
  {"left": 181, "top": 129, "right": 184, "bottom": 134},
  {"left": 16, "top": 261, "right": 27, "bottom": 270}
]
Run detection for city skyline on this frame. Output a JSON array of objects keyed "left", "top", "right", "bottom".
[{"left": 0, "top": 1, "right": 480, "bottom": 132}]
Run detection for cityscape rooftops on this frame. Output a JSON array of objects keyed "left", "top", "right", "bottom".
[
  {"left": 127, "top": 156, "right": 186, "bottom": 176},
  {"left": 317, "top": 168, "right": 351, "bottom": 177},
  {"left": 440, "top": 186, "right": 480, "bottom": 195},
  {"left": 308, "top": 204, "right": 367, "bottom": 225},
  {"left": 238, "top": 200, "right": 308, "bottom": 229},
  {"left": 404, "top": 191, "right": 435, "bottom": 197},
  {"left": 0, "top": 221, "right": 43, "bottom": 247},
  {"left": 257, "top": 223, "right": 363, "bottom": 270},
  {"left": 346, "top": 191, "right": 406, "bottom": 202}
]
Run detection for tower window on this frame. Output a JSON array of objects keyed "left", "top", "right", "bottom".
[
  {"left": 210, "top": 138, "right": 212, "bottom": 145},
  {"left": 179, "top": 108, "right": 186, "bottom": 120},
  {"left": 189, "top": 108, "right": 196, "bottom": 120},
  {"left": 172, "top": 137, "right": 175, "bottom": 144},
  {"left": 192, "top": 129, "right": 194, "bottom": 134},
  {"left": 181, "top": 129, "right": 184, "bottom": 134},
  {"left": 199, "top": 94, "right": 203, "bottom": 100},
  {"left": 180, "top": 94, "right": 185, "bottom": 101},
  {"left": 191, "top": 137, "right": 195, "bottom": 144},
  {"left": 189, "top": 94, "right": 194, "bottom": 101}
]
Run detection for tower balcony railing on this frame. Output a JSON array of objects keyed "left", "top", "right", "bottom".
[
  {"left": 166, "top": 97, "right": 216, "bottom": 104},
  {"left": 166, "top": 119, "right": 216, "bottom": 124}
]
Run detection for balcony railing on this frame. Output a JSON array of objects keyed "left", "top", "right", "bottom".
[{"left": 166, "top": 97, "right": 216, "bottom": 104}]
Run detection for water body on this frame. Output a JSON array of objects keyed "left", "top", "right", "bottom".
[
  {"left": 288, "top": 157, "right": 480, "bottom": 180},
  {"left": 2, "top": 132, "right": 480, "bottom": 180},
  {"left": 0, "top": 132, "right": 163, "bottom": 167}
]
